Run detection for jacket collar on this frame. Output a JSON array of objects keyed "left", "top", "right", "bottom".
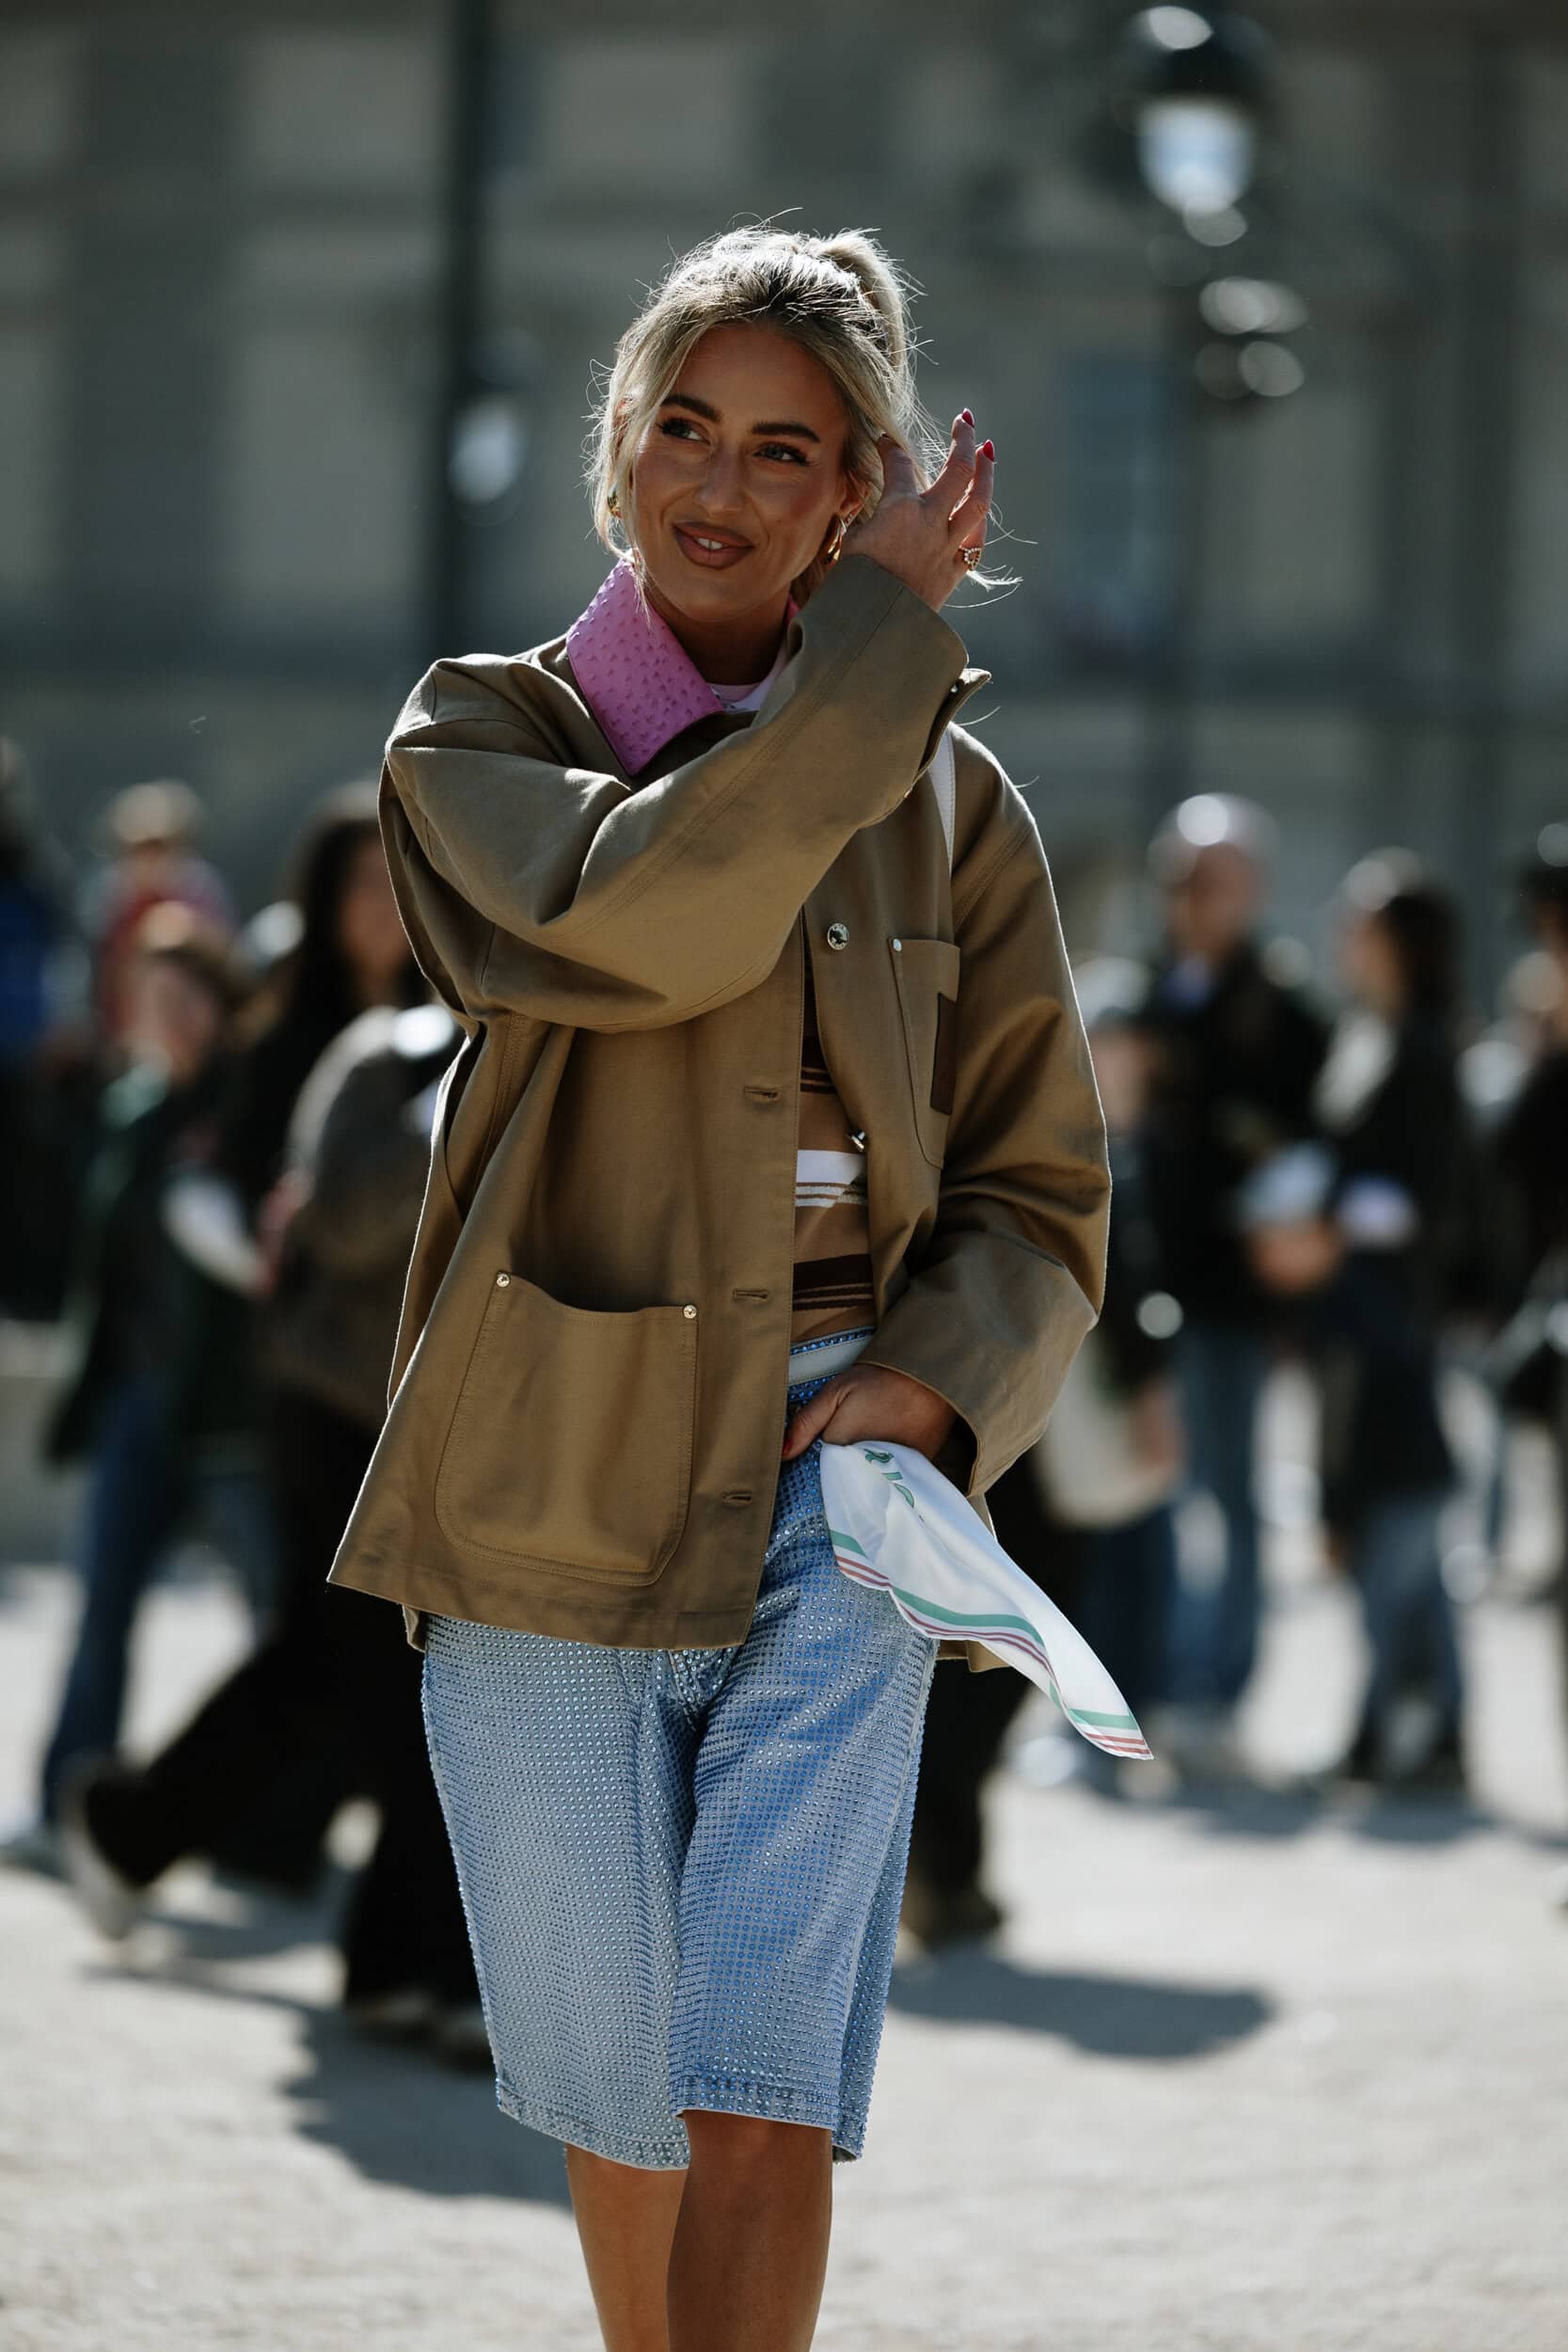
[{"left": 565, "top": 558, "right": 796, "bottom": 777}]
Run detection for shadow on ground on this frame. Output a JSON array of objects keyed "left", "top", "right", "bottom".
[
  {"left": 142, "top": 1866, "right": 350, "bottom": 1966},
  {"left": 1346, "top": 1791, "right": 1495, "bottom": 1847},
  {"left": 284, "top": 2002, "right": 570, "bottom": 2207},
  {"left": 888, "top": 1947, "right": 1272, "bottom": 2059},
  {"left": 1135, "top": 1776, "right": 1495, "bottom": 1851},
  {"left": 85, "top": 1884, "right": 571, "bottom": 2210}
]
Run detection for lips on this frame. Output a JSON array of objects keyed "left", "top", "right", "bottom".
[{"left": 673, "top": 523, "right": 752, "bottom": 568}]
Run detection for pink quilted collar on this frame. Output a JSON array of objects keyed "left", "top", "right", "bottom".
[{"left": 565, "top": 559, "right": 794, "bottom": 776}]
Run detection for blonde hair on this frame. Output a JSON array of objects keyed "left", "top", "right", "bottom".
[{"left": 586, "top": 224, "right": 1009, "bottom": 604}]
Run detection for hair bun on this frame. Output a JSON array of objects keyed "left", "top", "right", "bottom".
[{"left": 809, "top": 230, "right": 911, "bottom": 375}]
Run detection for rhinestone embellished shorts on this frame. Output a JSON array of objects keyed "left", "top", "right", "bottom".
[{"left": 420, "top": 1328, "right": 935, "bottom": 2168}]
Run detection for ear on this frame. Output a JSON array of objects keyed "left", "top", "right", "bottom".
[{"left": 609, "top": 398, "right": 637, "bottom": 470}]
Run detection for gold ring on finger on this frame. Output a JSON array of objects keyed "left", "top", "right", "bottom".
[{"left": 958, "top": 543, "right": 983, "bottom": 569}]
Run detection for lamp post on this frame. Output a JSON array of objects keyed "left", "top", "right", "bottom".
[
  {"left": 1117, "top": 8, "right": 1274, "bottom": 840},
  {"left": 427, "top": 0, "right": 531, "bottom": 663}
]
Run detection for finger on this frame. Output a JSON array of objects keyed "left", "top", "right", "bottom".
[
  {"left": 781, "top": 1379, "right": 845, "bottom": 1459},
  {"left": 875, "top": 434, "right": 922, "bottom": 500},
  {"left": 950, "top": 439, "right": 994, "bottom": 557},
  {"left": 947, "top": 435, "right": 992, "bottom": 529},
  {"left": 927, "top": 412, "right": 979, "bottom": 510}
]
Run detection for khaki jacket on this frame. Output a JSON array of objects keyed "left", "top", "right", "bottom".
[{"left": 327, "top": 554, "right": 1110, "bottom": 1648}]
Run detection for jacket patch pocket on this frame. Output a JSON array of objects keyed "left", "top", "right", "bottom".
[
  {"left": 435, "top": 1273, "right": 698, "bottom": 1584},
  {"left": 890, "top": 936, "right": 962, "bottom": 1168}
]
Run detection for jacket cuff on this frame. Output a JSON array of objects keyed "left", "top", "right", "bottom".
[{"left": 858, "top": 1260, "right": 1100, "bottom": 1500}]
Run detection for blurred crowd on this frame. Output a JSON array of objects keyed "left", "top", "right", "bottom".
[
  {"left": 2, "top": 736, "right": 1566, "bottom": 1994},
  {"left": 0, "top": 748, "right": 482, "bottom": 2058},
  {"left": 909, "top": 794, "right": 1568, "bottom": 1944}
]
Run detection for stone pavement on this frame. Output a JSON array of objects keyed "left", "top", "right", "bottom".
[{"left": 3, "top": 1529, "right": 1567, "bottom": 2352}]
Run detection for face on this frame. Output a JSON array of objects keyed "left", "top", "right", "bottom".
[
  {"left": 1339, "top": 907, "right": 1404, "bottom": 1013},
  {"left": 129, "top": 959, "right": 223, "bottom": 1081},
  {"left": 336, "top": 834, "right": 408, "bottom": 995},
  {"left": 626, "top": 325, "right": 858, "bottom": 650},
  {"left": 1164, "top": 843, "right": 1262, "bottom": 963},
  {"left": 123, "top": 838, "right": 184, "bottom": 887}
]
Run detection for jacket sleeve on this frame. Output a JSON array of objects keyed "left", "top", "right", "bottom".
[
  {"left": 383, "top": 556, "right": 973, "bottom": 1033},
  {"left": 857, "top": 742, "right": 1111, "bottom": 1499}
]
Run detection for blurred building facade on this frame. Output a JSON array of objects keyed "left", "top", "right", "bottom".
[{"left": 2, "top": 0, "right": 1565, "bottom": 977}]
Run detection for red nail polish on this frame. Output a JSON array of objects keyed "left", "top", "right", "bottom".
[
  {"left": 960, "top": 408, "right": 974, "bottom": 425},
  {"left": 980, "top": 439, "right": 994, "bottom": 458}
]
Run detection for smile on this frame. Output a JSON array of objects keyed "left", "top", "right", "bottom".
[{"left": 673, "top": 524, "right": 752, "bottom": 568}]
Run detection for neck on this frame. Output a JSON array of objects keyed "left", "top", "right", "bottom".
[{"left": 642, "top": 580, "right": 788, "bottom": 686}]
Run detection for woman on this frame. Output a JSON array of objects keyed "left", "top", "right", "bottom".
[
  {"left": 328, "top": 227, "right": 1108, "bottom": 2351},
  {"left": 1252, "top": 853, "right": 1468, "bottom": 1789},
  {"left": 61, "top": 788, "right": 423, "bottom": 1899},
  {"left": 214, "top": 781, "right": 423, "bottom": 1240}
]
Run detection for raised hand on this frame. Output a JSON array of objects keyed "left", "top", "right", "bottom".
[{"left": 843, "top": 411, "right": 993, "bottom": 612}]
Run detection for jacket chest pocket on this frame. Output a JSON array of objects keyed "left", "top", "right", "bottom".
[
  {"left": 889, "top": 936, "right": 962, "bottom": 1168},
  {"left": 435, "top": 1272, "right": 698, "bottom": 1583}
]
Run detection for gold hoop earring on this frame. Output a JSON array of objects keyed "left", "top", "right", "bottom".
[{"left": 823, "top": 516, "right": 847, "bottom": 566}]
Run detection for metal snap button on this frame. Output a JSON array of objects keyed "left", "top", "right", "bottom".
[
  {"left": 496, "top": 1272, "right": 510, "bottom": 1287},
  {"left": 683, "top": 1303, "right": 697, "bottom": 1319},
  {"left": 825, "top": 921, "right": 849, "bottom": 951},
  {"left": 892, "top": 937, "right": 903, "bottom": 952}
]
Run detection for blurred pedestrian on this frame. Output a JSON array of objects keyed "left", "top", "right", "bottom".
[
  {"left": 1490, "top": 833, "right": 1568, "bottom": 1607},
  {"left": 182, "top": 780, "right": 420, "bottom": 1252},
  {"left": 57, "top": 783, "right": 423, "bottom": 1904},
  {"left": 1249, "top": 854, "right": 1468, "bottom": 1788},
  {"left": 907, "top": 959, "right": 1180, "bottom": 1938},
  {"left": 83, "top": 780, "right": 232, "bottom": 1057},
  {"left": 1138, "top": 795, "right": 1327, "bottom": 1754},
  {"left": 62, "top": 999, "right": 483, "bottom": 2055},
  {"left": 1032, "top": 959, "right": 1184, "bottom": 1756},
  {"left": 0, "top": 905, "right": 259, "bottom": 1870},
  {"left": 160, "top": 784, "right": 421, "bottom": 1470}
]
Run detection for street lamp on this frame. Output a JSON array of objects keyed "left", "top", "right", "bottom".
[
  {"left": 1117, "top": 8, "right": 1303, "bottom": 408},
  {"left": 1122, "top": 8, "right": 1271, "bottom": 225}
]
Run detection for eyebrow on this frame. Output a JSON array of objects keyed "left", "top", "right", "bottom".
[{"left": 659, "top": 392, "right": 821, "bottom": 445}]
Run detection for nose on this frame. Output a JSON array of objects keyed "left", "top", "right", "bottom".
[{"left": 697, "top": 441, "right": 747, "bottom": 516}]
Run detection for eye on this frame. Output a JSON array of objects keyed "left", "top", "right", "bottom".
[
  {"left": 658, "top": 417, "right": 704, "bottom": 443},
  {"left": 758, "top": 442, "right": 808, "bottom": 466}
]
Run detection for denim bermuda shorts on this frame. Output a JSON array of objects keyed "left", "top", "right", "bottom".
[{"left": 420, "top": 1327, "right": 935, "bottom": 2168}]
